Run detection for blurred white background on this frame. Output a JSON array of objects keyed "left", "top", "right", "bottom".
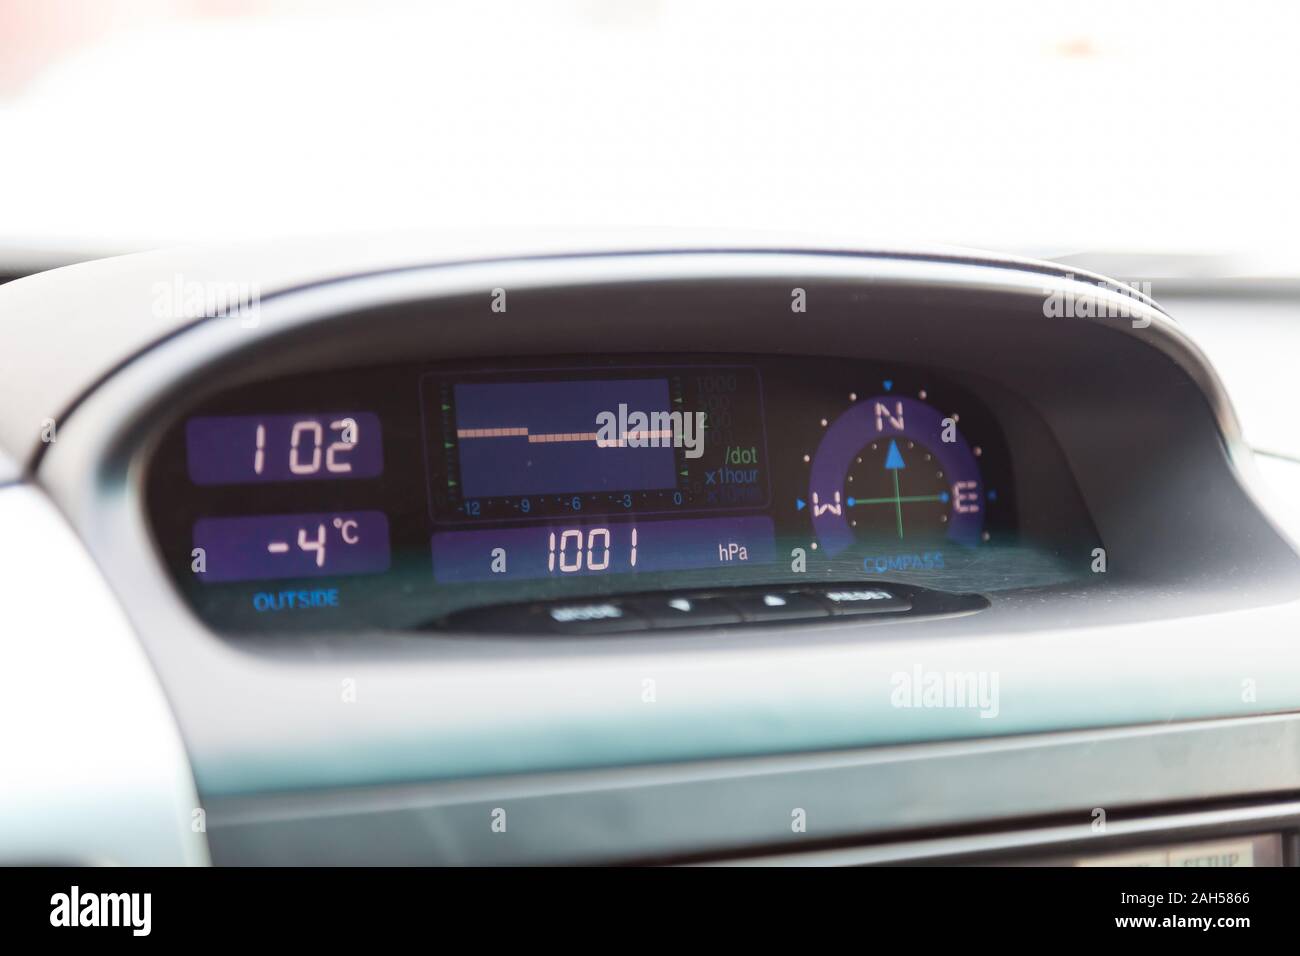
[{"left": 1, "top": 0, "right": 1297, "bottom": 271}]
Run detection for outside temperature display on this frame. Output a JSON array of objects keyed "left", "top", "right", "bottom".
[{"left": 186, "top": 412, "right": 383, "bottom": 485}]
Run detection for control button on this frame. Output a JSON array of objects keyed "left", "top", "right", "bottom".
[
  {"left": 631, "top": 595, "right": 742, "bottom": 629},
  {"left": 815, "top": 587, "right": 911, "bottom": 615},
  {"left": 730, "top": 591, "right": 831, "bottom": 623},
  {"left": 545, "top": 601, "right": 647, "bottom": 634}
]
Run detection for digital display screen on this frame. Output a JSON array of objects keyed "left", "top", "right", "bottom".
[
  {"left": 145, "top": 354, "right": 1099, "bottom": 633},
  {"left": 194, "top": 511, "right": 391, "bottom": 582},
  {"left": 451, "top": 378, "right": 679, "bottom": 497},
  {"left": 431, "top": 516, "right": 775, "bottom": 583},
  {"left": 421, "top": 365, "right": 770, "bottom": 523},
  {"left": 187, "top": 412, "right": 383, "bottom": 484},
  {"left": 416, "top": 365, "right": 779, "bottom": 586}
]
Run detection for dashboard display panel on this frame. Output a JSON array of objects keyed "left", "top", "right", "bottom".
[{"left": 145, "top": 354, "right": 1093, "bottom": 633}]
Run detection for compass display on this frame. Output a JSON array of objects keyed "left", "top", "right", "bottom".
[{"left": 807, "top": 393, "right": 986, "bottom": 556}]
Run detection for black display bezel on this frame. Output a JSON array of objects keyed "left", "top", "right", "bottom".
[{"left": 141, "top": 352, "right": 1084, "bottom": 635}]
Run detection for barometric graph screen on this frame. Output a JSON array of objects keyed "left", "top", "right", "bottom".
[{"left": 453, "top": 378, "right": 678, "bottom": 498}]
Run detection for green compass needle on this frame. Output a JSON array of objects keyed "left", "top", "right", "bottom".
[
  {"left": 892, "top": 469, "right": 903, "bottom": 538},
  {"left": 885, "top": 439, "right": 906, "bottom": 539}
]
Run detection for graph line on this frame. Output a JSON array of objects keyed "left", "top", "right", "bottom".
[{"left": 457, "top": 427, "right": 673, "bottom": 447}]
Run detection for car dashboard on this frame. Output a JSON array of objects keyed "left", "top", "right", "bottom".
[{"left": 3, "top": 240, "right": 1300, "bottom": 866}]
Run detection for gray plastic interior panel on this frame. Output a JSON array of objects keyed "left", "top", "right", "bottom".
[
  {"left": 1158, "top": 292, "right": 1300, "bottom": 460},
  {"left": 0, "top": 233, "right": 1083, "bottom": 469}
]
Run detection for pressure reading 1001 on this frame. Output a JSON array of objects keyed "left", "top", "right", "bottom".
[{"left": 548, "top": 527, "right": 638, "bottom": 573}]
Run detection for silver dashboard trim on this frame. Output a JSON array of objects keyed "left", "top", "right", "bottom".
[
  {"left": 0, "top": 445, "right": 17, "bottom": 485},
  {"left": 712, "top": 802, "right": 1300, "bottom": 867},
  {"left": 204, "top": 710, "right": 1300, "bottom": 865},
  {"left": 0, "top": 485, "right": 209, "bottom": 865}
]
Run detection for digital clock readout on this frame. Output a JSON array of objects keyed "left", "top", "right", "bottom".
[{"left": 186, "top": 412, "right": 382, "bottom": 485}]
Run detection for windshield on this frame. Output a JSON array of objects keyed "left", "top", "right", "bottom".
[{"left": 2, "top": 0, "right": 1297, "bottom": 276}]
